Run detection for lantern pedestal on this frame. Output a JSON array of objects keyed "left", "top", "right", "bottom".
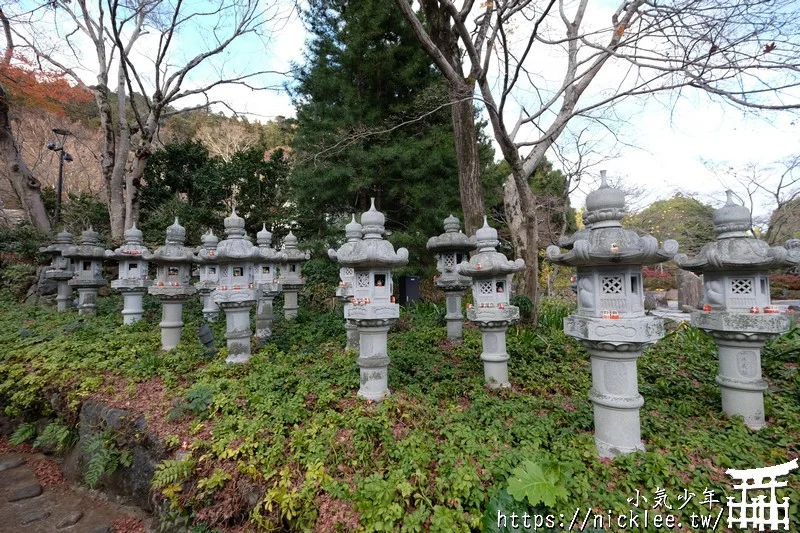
[
  {"left": 345, "top": 320, "right": 359, "bottom": 351},
  {"left": 217, "top": 299, "right": 255, "bottom": 364},
  {"left": 355, "top": 319, "right": 393, "bottom": 401},
  {"left": 467, "top": 307, "right": 519, "bottom": 388},
  {"left": 199, "top": 287, "right": 220, "bottom": 322},
  {"left": 255, "top": 293, "right": 276, "bottom": 338},
  {"left": 74, "top": 286, "right": 99, "bottom": 315},
  {"left": 444, "top": 290, "right": 466, "bottom": 342},
  {"left": 283, "top": 285, "right": 301, "bottom": 319},
  {"left": 693, "top": 311, "right": 789, "bottom": 429},
  {"left": 55, "top": 280, "right": 74, "bottom": 311},
  {"left": 119, "top": 290, "right": 146, "bottom": 324},
  {"left": 150, "top": 289, "right": 194, "bottom": 350}
]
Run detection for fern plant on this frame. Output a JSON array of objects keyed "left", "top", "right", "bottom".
[
  {"left": 82, "top": 431, "right": 133, "bottom": 488},
  {"left": 9, "top": 422, "right": 36, "bottom": 445},
  {"left": 33, "top": 421, "right": 77, "bottom": 454}
]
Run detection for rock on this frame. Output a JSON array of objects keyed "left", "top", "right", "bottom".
[
  {"left": 20, "top": 509, "right": 50, "bottom": 525},
  {"left": 89, "top": 527, "right": 113, "bottom": 533},
  {"left": 678, "top": 270, "right": 704, "bottom": 310},
  {"left": 0, "top": 457, "right": 25, "bottom": 471},
  {"left": 7, "top": 483, "right": 43, "bottom": 501},
  {"left": 37, "top": 266, "right": 58, "bottom": 296},
  {"left": 56, "top": 510, "right": 84, "bottom": 529}
]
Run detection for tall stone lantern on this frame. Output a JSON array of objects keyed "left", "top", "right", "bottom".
[
  {"left": 41, "top": 230, "right": 75, "bottom": 311},
  {"left": 278, "top": 231, "right": 310, "bottom": 319},
  {"left": 254, "top": 224, "right": 286, "bottom": 339},
  {"left": 105, "top": 224, "right": 152, "bottom": 324},
  {"left": 63, "top": 227, "right": 108, "bottom": 316},
  {"left": 329, "top": 215, "right": 363, "bottom": 351},
  {"left": 194, "top": 230, "right": 221, "bottom": 322},
  {"left": 676, "top": 191, "right": 791, "bottom": 430},
  {"left": 145, "top": 218, "right": 197, "bottom": 350},
  {"left": 546, "top": 174, "right": 678, "bottom": 458},
  {"left": 213, "top": 208, "right": 261, "bottom": 364},
  {"left": 457, "top": 217, "right": 524, "bottom": 388},
  {"left": 329, "top": 199, "right": 408, "bottom": 401},
  {"left": 427, "top": 215, "right": 476, "bottom": 343}
]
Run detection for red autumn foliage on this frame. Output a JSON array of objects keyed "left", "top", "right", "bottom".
[{"left": 0, "top": 54, "right": 93, "bottom": 115}]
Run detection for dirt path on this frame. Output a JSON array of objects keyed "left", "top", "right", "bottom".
[{"left": 0, "top": 452, "right": 152, "bottom": 533}]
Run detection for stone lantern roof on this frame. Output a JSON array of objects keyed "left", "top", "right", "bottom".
[
  {"left": 426, "top": 214, "right": 475, "bottom": 253},
  {"left": 106, "top": 224, "right": 148, "bottom": 260},
  {"left": 329, "top": 199, "right": 408, "bottom": 268},
  {"left": 64, "top": 227, "right": 106, "bottom": 260},
  {"left": 546, "top": 174, "right": 678, "bottom": 266},
  {"left": 281, "top": 231, "right": 311, "bottom": 262},
  {"left": 257, "top": 223, "right": 286, "bottom": 262},
  {"left": 328, "top": 215, "right": 362, "bottom": 262},
  {"left": 194, "top": 230, "right": 219, "bottom": 263},
  {"left": 145, "top": 218, "right": 195, "bottom": 263},
  {"left": 42, "top": 229, "right": 75, "bottom": 256},
  {"left": 215, "top": 208, "right": 261, "bottom": 263},
  {"left": 676, "top": 191, "right": 788, "bottom": 273},
  {"left": 786, "top": 238, "right": 800, "bottom": 266},
  {"left": 457, "top": 217, "right": 524, "bottom": 278}
]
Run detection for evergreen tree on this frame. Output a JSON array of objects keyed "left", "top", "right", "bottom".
[{"left": 289, "top": 0, "right": 494, "bottom": 266}]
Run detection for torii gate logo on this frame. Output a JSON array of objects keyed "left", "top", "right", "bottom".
[{"left": 726, "top": 458, "right": 798, "bottom": 530}]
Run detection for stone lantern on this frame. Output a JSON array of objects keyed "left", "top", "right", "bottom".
[
  {"left": 427, "top": 215, "right": 476, "bottom": 342},
  {"left": 63, "top": 227, "right": 107, "bottom": 316},
  {"left": 278, "top": 231, "right": 310, "bottom": 319},
  {"left": 213, "top": 208, "right": 261, "bottom": 363},
  {"left": 105, "top": 224, "right": 151, "bottom": 324},
  {"left": 457, "top": 217, "right": 524, "bottom": 388},
  {"left": 254, "top": 224, "right": 286, "bottom": 339},
  {"left": 676, "top": 191, "right": 791, "bottom": 430},
  {"left": 145, "top": 218, "right": 197, "bottom": 350},
  {"left": 329, "top": 215, "right": 363, "bottom": 351},
  {"left": 329, "top": 198, "right": 409, "bottom": 401},
  {"left": 194, "top": 230, "right": 221, "bottom": 322},
  {"left": 41, "top": 230, "right": 75, "bottom": 311},
  {"left": 546, "top": 173, "right": 678, "bottom": 458}
]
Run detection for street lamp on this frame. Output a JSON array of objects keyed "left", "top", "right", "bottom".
[{"left": 47, "top": 128, "right": 73, "bottom": 226}]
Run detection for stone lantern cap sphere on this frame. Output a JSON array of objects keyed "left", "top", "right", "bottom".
[
  {"left": 786, "top": 238, "right": 800, "bottom": 266},
  {"left": 712, "top": 190, "right": 752, "bottom": 238},
  {"left": 426, "top": 214, "right": 476, "bottom": 253},
  {"left": 457, "top": 217, "right": 524, "bottom": 278},
  {"left": 281, "top": 231, "right": 311, "bottom": 262},
  {"left": 345, "top": 214, "right": 363, "bottom": 241},
  {"left": 63, "top": 227, "right": 106, "bottom": 260},
  {"left": 194, "top": 230, "right": 220, "bottom": 264},
  {"left": 106, "top": 223, "right": 149, "bottom": 260},
  {"left": 329, "top": 201, "right": 408, "bottom": 268},
  {"left": 215, "top": 208, "right": 261, "bottom": 262},
  {"left": 144, "top": 218, "right": 195, "bottom": 264},
  {"left": 42, "top": 230, "right": 75, "bottom": 255},
  {"left": 546, "top": 175, "right": 678, "bottom": 267},
  {"left": 257, "top": 223, "right": 273, "bottom": 246},
  {"left": 201, "top": 229, "right": 219, "bottom": 248},
  {"left": 675, "top": 192, "right": 789, "bottom": 273}
]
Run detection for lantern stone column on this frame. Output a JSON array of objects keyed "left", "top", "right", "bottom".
[
  {"left": 255, "top": 224, "right": 286, "bottom": 339},
  {"left": 41, "top": 230, "right": 76, "bottom": 311},
  {"left": 427, "top": 215, "right": 476, "bottom": 343},
  {"left": 458, "top": 217, "right": 524, "bottom": 388},
  {"left": 677, "top": 191, "right": 791, "bottom": 430},
  {"left": 106, "top": 224, "right": 152, "bottom": 324},
  {"left": 145, "top": 218, "right": 197, "bottom": 350},
  {"left": 546, "top": 172, "right": 678, "bottom": 458},
  {"left": 330, "top": 215, "right": 363, "bottom": 351},
  {"left": 329, "top": 199, "right": 408, "bottom": 401},
  {"left": 213, "top": 209, "right": 261, "bottom": 363},
  {"left": 63, "top": 228, "right": 108, "bottom": 316},
  {"left": 194, "top": 230, "right": 221, "bottom": 322},
  {"left": 278, "top": 232, "right": 310, "bottom": 319}
]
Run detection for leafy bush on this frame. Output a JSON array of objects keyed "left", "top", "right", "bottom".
[
  {"left": 0, "top": 223, "right": 48, "bottom": 265},
  {"left": 0, "top": 262, "right": 37, "bottom": 300},
  {"left": 510, "top": 294, "right": 533, "bottom": 319},
  {"left": 538, "top": 296, "right": 574, "bottom": 329}
]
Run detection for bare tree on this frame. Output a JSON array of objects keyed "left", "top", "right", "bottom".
[
  {"left": 0, "top": 8, "right": 50, "bottom": 232},
  {"left": 195, "top": 119, "right": 260, "bottom": 162},
  {"left": 9, "top": 0, "right": 287, "bottom": 238},
  {"left": 396, "top": 0, "right": 800, "bottom": 316}
]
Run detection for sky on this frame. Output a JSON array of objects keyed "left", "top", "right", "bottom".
[{"left": 14, "top": 0, "right": 799, "bottom": 222}]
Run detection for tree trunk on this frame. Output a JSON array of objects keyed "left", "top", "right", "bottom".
[
  {"left": 449, "top": 86, "right": 484, "bottom": 235},
  {"left": 0, "top": 85, "right": 51, "bottom": 232},
  {"left": 125, "top": 147, "right": 149, "bottom": 229},
  {"left": 504, "top": 169, "right": 539, "bottom": 321},
  {"left": 94, "top": 84, "right": 125, "bottom": 238}
]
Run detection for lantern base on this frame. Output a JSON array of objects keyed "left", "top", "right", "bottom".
[
  {"left": 159, "top": 300, "right": 186, "bottom": 350},
  {"left": 56, "top": 281, "right": 74, "bottom": 311},
  {"left": 444, "top": 291, "right": 465, "bottom": 343},
  {"left": 255, "top": 295, "right": 275, "bottom": 338},
  {"left": 355, "top": 320, "right": 393, "bottom": 401},
  {"left": 219, "top": 301, "right": 255, "bottom": 364},
  {"left": 585, "top": 344, "right": 647, "bottom": 458},
  {"left": 284, "top": 290, "right": 299, "bottom": 319},
  {"left": 479, "top": 325, "right": 511, "bottom": 388},
  {"left": 76, "top": 287, "right": 99, "bottom": 316},
  {"left": 121, "top": 291, "right": 145, "bottom": 324}
]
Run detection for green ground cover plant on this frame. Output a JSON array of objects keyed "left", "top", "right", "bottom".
[{"left": 0, "top": 289, "right": 798, "bottom": 531}]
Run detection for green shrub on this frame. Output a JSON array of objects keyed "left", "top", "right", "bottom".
[{"left": 0, "top": 262, "right": 37, "bottom": 300}]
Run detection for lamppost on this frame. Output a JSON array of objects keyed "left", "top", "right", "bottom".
[{"left": 47, "top": 128, "right": 73, "bottom": 226}]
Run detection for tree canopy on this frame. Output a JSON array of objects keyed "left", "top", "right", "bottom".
[{"left": 625, "top": 194, "right": 715, "bottom": 256}]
